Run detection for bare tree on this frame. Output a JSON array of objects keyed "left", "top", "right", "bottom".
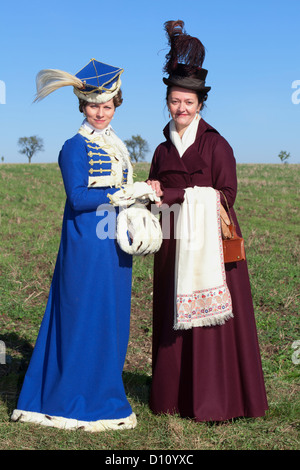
[
  {"left": 278, "top": 150, "right": 291, "bottom": 164},
  {"left": 124, "top": 135, "right": 149, "bottom": 163},
  {"left": 18, "top": 136, "right": 44, "bottom": 163}
]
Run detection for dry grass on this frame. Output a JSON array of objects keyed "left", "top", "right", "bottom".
[{"left": 0, "top": 162, "right": 299, "bottom": 450}]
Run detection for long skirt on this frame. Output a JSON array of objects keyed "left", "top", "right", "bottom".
[
  {"left": 149, "top": 234, "right": 268, "bottom": 422},
  {"left": 11, "top": 202, "right": 136, "bottom": 431}
]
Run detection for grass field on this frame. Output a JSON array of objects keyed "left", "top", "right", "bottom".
[{"left": 0, "top": 162, "right": 299, "bottom": 450}]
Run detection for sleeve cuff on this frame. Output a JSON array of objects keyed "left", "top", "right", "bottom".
[{"left": 162, "top": 187, "right": 185, "bottom": 206}]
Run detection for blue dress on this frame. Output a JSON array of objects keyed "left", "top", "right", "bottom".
[{"left": 11, "top": 129, "right": 136, "bottom": 431}]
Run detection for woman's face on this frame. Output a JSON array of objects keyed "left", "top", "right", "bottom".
[
  {"left": 168, "top": 87, "right": 201, "bottom": 136},
  {"left": 84, "top": 100, "right": 115, "bottom": 130}
]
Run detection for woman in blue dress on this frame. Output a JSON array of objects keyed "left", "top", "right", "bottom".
[{"left": 11, "top": 59, "right": 137, "bottom": 432}]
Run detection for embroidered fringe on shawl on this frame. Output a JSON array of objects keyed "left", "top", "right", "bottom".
[{"left": 174, "top": 187, "right": 233, "bottom": 329}]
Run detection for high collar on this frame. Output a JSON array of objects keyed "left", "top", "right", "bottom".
[
  {"left": 169, "top": 115, "right": 201, "bottom": 157},
  {"left": 81, "top": 118, "right": 113, "bottom": 136},
  {"left": 163, "top": 117, "right": 216, "bottom": 143},
  {"left": 159, "top": 117, "right": 219, "bottom": 175}
]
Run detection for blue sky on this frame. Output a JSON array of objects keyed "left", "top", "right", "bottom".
[{"left": 0, "top": 0, "right": 299, "bottom": 165}]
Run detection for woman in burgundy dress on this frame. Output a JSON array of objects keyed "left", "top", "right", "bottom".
[{"left": 147, "top": 21, "right": 268, "bottom": 422}]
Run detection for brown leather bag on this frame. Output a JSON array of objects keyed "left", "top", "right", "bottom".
[
  {"left": 220, "top": 191, "right": 246, "bottom": 264},
  {"left": 222, "top": 224, "right": 246, "bottom": 263}
]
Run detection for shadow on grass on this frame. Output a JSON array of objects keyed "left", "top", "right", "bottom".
[
  {"left": 0, "top": 332, "right": 34, "bottom": 415},
  {"left": 1, "top": 332, "right": 152, "bottom": 416},
  {"left": 123, "top": 371, "right": 151, "bottom": 405}
]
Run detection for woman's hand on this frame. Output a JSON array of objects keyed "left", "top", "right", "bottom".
[{"left": 146, "top": 180, "right": 164, "bottom": 206}]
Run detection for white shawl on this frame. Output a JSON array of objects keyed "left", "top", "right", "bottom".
[
  {"left": 174, "top": 187, "right": 233, "bottom": 328},
  {"left": 169, "top": 117, "right": 233, "bottom": 329}
]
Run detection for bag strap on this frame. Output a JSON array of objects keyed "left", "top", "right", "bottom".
[
  {"left": 219, "top": 190, "right": 234, "bottom": 225},
  {"left": 219, "top": 190, "right": 236, "bottom": 238}
]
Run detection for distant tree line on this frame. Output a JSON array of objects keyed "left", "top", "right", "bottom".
[
  {"left": 14, "top": 134, "right": 294, "bottom": 166},
  {"left": 16, "top": 134, "right": 149, "bottom": 164}
]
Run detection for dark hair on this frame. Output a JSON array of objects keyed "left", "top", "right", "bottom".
[
  {"left": 166, "top": 86, "right": 208, "bottom": 110},
  {"left": 78, "top": 89, "right": 123, "bottom": 113}
]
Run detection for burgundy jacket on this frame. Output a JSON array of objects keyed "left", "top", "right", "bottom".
[{"left": 149, "top": 118, "right": 238, "bottom": 220}]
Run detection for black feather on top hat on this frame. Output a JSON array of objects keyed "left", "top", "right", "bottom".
[{"left": 162, "top": 20, "right": 211, "bottom": 93}]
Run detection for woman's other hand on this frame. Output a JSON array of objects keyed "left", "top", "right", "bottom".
[{"left": 146, "top": 180, "right": 164, "bottom": 206}]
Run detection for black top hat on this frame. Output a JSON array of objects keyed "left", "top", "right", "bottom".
[
  {"left": 162, "top": 21, "right": 211, "bottom": 94},
  {"left": 163, "top": 64, "right": 211, "bottom": 93}
]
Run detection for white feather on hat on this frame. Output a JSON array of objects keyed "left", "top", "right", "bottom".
[{"left": 34, "top": 69, "right": 84, "bottom": 102}]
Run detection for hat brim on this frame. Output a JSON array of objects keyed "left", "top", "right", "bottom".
[
  {"left": 73, "top": 85, "right": 121, "bottom": 104},
  {"left": 163, "top": 77, "right": 211, "bottom": 93}
]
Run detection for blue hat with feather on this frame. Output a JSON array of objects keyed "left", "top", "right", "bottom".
[{"left": 34, "top": 58, "right": 123, "bottom": 103}]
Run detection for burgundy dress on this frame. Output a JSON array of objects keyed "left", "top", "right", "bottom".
[{"left": 148, "top": 118, "right": 268, "bottom": 421}]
